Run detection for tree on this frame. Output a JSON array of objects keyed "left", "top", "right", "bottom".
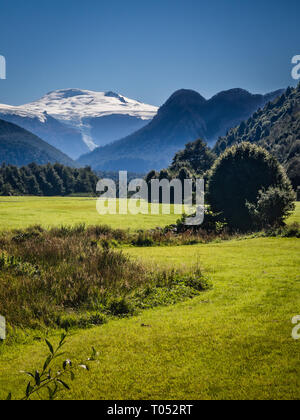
[
  {"left": 286, "top": 156, "right": 300, "bottom": 191},
  {"left": 207, "top": 142, "right": 295, "bottom": 231},
  {"left": 170, "top": 139, "right": 216, "bottom": 175},
  {"left": 0, "top": 163, "right": 99, "bottom": 196}
]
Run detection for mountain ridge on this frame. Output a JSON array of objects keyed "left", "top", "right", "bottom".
[
  {"left": 214, "top": 84, "right": 300, "bottom": 189},
  {"left": 78, "top": 87, "right": 284, "bottom": 172}
]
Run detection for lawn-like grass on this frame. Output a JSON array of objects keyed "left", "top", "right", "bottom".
[
  {"left": 0, "top": 196, "right": 298, "bottom": 231},
  {"left": 288, "top": 201, "right": 300, "bottom": 225},
  {"left": 0, "top": 197, "right": 181, "bottom": 230},
  {"left": 0, "top": 237, "right": 299, "bottom": 400}
]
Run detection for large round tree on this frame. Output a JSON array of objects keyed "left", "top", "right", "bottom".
[{"left": 207, "top": 142, "right": 295, "bottom": 230}]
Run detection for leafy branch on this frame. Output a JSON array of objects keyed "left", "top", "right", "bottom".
[{"left": 7, "top": 333, "right": 98, "bottom": 400}]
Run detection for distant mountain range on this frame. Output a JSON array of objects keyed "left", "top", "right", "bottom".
[
  {"left": 0, "top": 86, "right": 285, "bottom": 173},
  {"left": 0, "top": 89, "right": 158, "bottom": 159},
  {"left": 78, "top": 88, "right": 283, "bottom": 172},
  {"left": 0, "top": 118, "right": 75, "bottom": 167}
]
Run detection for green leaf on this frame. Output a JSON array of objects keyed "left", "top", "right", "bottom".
[
  {"left": 34, "top": 371, "right": 41, "bottom": 386},
  {"left": 59, "top": 333, "right": 67, "bottom": 346},
  {"left": 47, "top": 386, "right": 53, "bottom": 400},
  {"left": 70, "top": 371, "right": 75, "bottom": 381},
  {"left": 20, "top": 371, "right": 34, "bottom": 379},
  {"left": 57, "top": 379, "right": 70, "bottom": 390},
  {"left": 53, "top": 352, "right": 65, "bottom": 359},
  {"left": 6, "top": 392, "right": 12, "bottom": 401},
  {"left": 89, "top": 347, "right": 98, "bottom": 361},
  {"left": 43, "top": 355, "right": 52, "bottom": 371},
  {"left": 25, "top": 382, "right": 33, "bottom": 398},
  {"left": 45, "top": 339, "right": 54, "bottom": 355}
]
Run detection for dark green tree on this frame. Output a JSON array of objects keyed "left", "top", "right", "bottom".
[
  {"left": 170, "top": 139, "right": 216, "bottom": 175},
  {"left": 207, "top": 142, "right": 295, "bottom": 231}
]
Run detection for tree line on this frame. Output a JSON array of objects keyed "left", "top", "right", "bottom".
[{"left": 0, "top": 163, "right": 99, "bottom": 196}]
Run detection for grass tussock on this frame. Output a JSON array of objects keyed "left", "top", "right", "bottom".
[{"left": 0, "top": 225, "right": 211, "bottom": 334}]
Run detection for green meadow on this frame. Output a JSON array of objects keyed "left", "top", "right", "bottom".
[
  {"left": 0, "top": 197, "right": 298, "bottom": 230},
  {"left": 289, "top": 202, "right": 300, "bottom": 224},
  {"left": 0, "top": 197, "right": 181, "bottom": 230},
  {"left": 0, "top": 198, "right": 299, "bottom": 400}
]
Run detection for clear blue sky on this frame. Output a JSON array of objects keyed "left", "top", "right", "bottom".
[{"left": 0, "top": 0, "right": 299, "bottom": 106}]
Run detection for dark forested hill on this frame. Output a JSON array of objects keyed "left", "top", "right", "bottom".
[
  {"left": 78, "top": 88, "right": 282, "bottom": 173},
  {"left": 0, "top": 118, "right": 75, "bottom": 167},
  {"left": 0, "top": 111, "right": 88, "bottom": 159},
  {"left": 214, "top": 84, "right": 300, "bottom": 189}
]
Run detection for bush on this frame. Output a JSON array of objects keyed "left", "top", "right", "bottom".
[
  {"left": 107, "top": 297, "right": 135, "bottom": 316},
  {"left": 132, "top": 232, "right": 155, "bottom": 247},
  {"left": 246, "top": 187, "right": 296, "bottom": 228},
  {"left": 263, "top": 222, "right": 300, "bottom": 238},
  {"left": 207, "top": 142, "right": 295, "bottom": 231}
]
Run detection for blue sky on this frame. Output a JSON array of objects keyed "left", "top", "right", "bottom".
[{"left": 0, "top": 0, "right": 299, "bottom": 106}]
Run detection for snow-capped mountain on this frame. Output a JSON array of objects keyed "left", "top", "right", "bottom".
[{"left": 0, "top": 89, "right": 158, "bottom": 158}]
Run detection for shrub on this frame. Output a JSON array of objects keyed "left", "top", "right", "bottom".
[
  {"left": 132, "top": 232, "right": 155, "bottom": 247},
  {"left": 207, "top": 142, "right": 295, "bottom": 231},
  {"left": 181, "top": 272, "right": 212, "bottom": 291},
  {"left": 263, "top": 222, "right": 300, "bottom": 238},
  {"left": 107, "top": 297, "right": 135, "bottom": 316},
  {"left": 246, "top": 187, "right": 296, "bottom": 228}
]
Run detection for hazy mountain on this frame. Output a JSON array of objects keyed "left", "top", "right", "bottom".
[
  {"left": 0, "top": 111, "right": 87, "bottom": 159},
  {"left": 214, "top": 84, "right": 300, "bottom": 189},
  {"left": 0, "top": 89, "right": 158, "bottom": 159},
  {"left": 78, "top": 88, "right": 283, "bottom": 172},
  {"left": 0, "top": 118, "right": 75, "bottom": 167}
]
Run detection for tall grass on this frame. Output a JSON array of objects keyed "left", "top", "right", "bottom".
[{"left": 0, "top": 225, "right": 210, "bottom": 331}]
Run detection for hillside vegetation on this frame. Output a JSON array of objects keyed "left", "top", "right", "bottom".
[
  {"left": 214, "top": 83, "right": 300, "bottom": 190},
  {"left": 78, "top": 88, "right": 281, "bottom": 172},
  {"left": 0, "top": 118, "right": 75, "bottom": 167}
]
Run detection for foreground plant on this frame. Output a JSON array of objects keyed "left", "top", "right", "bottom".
[{"left": 7, "top": 333, "right": 98, "bottom": 400}]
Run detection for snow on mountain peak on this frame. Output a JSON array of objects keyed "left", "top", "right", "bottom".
[
  {"left": 0, "top": 89, "right": 158, "bottom": 151},
  {"left": 0, "top": 89, "right": 158, "bottom": 123}
]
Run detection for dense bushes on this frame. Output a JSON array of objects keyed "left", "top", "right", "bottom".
[
  {"left": 207, "top": 143, "right": 295, "bottom": 231},
  {"left": 246, "top": 187, "right": 296, "bottom": 229}
]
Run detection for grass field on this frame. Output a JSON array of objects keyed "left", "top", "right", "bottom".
[
  {"left": 0, "top": 197, "right": 182, "bottom": 230},
  {"left": 289, "top": 202, "right": 300, "bottom": 224},
  {"left": 0, "top": 236, "right": 299, "bottom": 400},
  {"left": 0, "top": 199, "right": 299, "bottom": 400},
  {"left": 0, "top": 197, "right": 298, "bottom": 231}
]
